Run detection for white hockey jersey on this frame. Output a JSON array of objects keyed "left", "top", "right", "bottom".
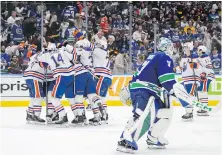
[
  {"left": 74, "top": 38, "right": 94, "bottom": 51},
  {"left": 36, "top": 48, "right": 75, "bottom": 78},
  {"left": 23, "top": 54, "right": 45, "bottom": 82},
  {"left": 65, "top": 44, "right": 90, "bottom": 76},
  {"left": 198, "top": 53, "right": 215, "bottom": 81},
  {"left": 93, "top": 47, "right": 112, "bottom": 79},
  {"left": 179, "top": 53, "right": 202, "bottom": 86}
]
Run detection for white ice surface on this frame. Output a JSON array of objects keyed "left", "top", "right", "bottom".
[{"left": 0, "top": 107, "right": 221, "bottom": 155}]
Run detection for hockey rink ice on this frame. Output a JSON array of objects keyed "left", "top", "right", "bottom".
[{"left": 0, "top": 106, "right": 221, "bottom": 155}]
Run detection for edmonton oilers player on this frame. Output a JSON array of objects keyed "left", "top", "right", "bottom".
[
  {"left": 91, "top": 40, "right": 112, "bottom": 123},
  {"left": 117, "top": 38, "right": 177, "bottom": 153},
  {"left": 179, "top": 42, "right": 202, "bottom": 120},
  {"left": 64, "top": 30, "right": 106, "bottom": 125},
  {"left": 196, "top": 45, "right": 215, "bottom": 116}
]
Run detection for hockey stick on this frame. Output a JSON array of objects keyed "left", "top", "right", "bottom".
[
  {"left": 191, "top": 58, "right": 200, "bottom": 101},
  {"left": 44, "top": 68, "right": 49, "bottom": 121}
]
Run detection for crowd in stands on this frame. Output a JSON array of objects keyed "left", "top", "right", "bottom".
[{"left": 1, "top": 1, "right": 221, "bottom": 75}]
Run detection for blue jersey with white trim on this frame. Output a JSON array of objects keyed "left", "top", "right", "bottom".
[{"left": 130, "top": 51, "right": 176, "bottom": 97}]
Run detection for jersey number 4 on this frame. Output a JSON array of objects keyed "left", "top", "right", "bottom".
[{"left": 51, "top": 54, "right": 64, "bottom": 67}]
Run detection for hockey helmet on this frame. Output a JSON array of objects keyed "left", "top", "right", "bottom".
[{"left": 157, "top": 37, "right": 174, "bottom": 56}]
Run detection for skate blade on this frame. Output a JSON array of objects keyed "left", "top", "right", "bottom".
[
  {"left": 147, "top": 144, "right": 166, "bottom": 149},
  {"left": 26, "top": 121, "right": 35, "bottom": 125},
  {"left": 52, "top": 122, "right": 69, "bottom": 128},
  {"left": 116, "top": 146, "right": 135, "bottom": 154},
  {"left": 197, "top": 113, "right": 209, "bottom": 116},
  {"left": 182, "top": 118, "right": 193, "bottom": 121},
  {"left": 89, "top": 121, "right": 102, "bottom": 126},
  {"left": 70, "top": 122, "right": 86, "bottom": 127}
]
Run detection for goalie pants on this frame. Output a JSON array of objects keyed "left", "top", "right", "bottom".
[{"left": 130, "top": 89, "right": 170, "bottom": 119}]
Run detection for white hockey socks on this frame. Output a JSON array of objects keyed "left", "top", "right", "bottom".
[
  {"left": 47, "top": 91, "right": 55, "bottom": 115},
  {"left": 51, "top": 97, "right": 65, "bottom": 117},
  {"left": 33, "top": 98, "right": 43, "bottom": 117},
  {"left": 27, "top": 98, "right": 35, "bottom": 114},
  {"left": 87, "top": 94, "right": 102, "bottom": 117},
  {"left": 198, "top": 91, "right": 208, "bottom": 107},
  {"left": 70, "top": 95, "right": 85, "bottom": 117}
]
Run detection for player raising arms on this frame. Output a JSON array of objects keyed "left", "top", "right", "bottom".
[
  {"left": 116, "top": 38, "right": 181, "bottom": 153},
  {"left": 196, "top": 45, "right": 215, "bottom": 116},
  {"left": 92, "top": 40, "right": 112, "bottom": 123}
]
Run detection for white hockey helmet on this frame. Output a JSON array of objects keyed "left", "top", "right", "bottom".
[
  {"left": 183, "top": 42, "right": 193, "bottom": 56},
  {"left": 157, "top": 37, "right": 174, "bottom": 56},
  {"left": 47, "top": 42, "right": 57, "bottom": 51},
  {"left": 197, "top": 45, "right": 207, "bottom": 55},
  {"left": 119, "top": 86, "right": 132, "bottom": 106}
]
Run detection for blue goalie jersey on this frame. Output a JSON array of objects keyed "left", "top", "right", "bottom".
[{"left": 130, "top": 51, "right": 176, "bottom": 98}]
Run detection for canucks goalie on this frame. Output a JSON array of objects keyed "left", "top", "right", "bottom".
[{"left": 117, "top": 38, "right": 192, "bottom": 153}]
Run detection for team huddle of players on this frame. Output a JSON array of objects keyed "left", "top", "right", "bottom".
[
  {"left": 24, "top": 29, "right": 111, "bottom": 126},
  {"left": 23, "top": 29, "right": 215, "bottom": 153}
]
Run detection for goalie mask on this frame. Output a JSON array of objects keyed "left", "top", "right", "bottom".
[{"left": 157, "top": 37, "right": 174, "bottom": 57}]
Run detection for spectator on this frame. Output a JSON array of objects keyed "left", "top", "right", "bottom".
[
  {"left": 8, "top": 55, "right": 23, "bottom": 74},
  {"left": 210, "top": 47, "right": 221, "bottom": 74},
  {"left": 133, "top": 25, "right": 145, "bottom": 41},
  {"left": 1, "top": 45, "right": 10, "bottom": 74},
  {"left": 15, "top": 3, "right": 24, "bottom": 17},
  {"left": 60, "top": 18, "right": 69, "bottom": 39},
  {"left": 132, "top": 54, "right": 144, "bottom": 72},
  {"left": 64, "top": 21, "right": 76, "bottom": 42},
  {"left": 184, "top": 20, "right": 196, "bottom": 34},
  {"left": 74, "top": 13, "right": 83, "bottom": 29},
  {"left": 113, "top": 50, "right": 125, "bottom": 74},
  {"left": 100, "top": 14, "right": 109, "bottom": 34},
  {"left": 49, "top": 12, "right": 58, "bottom": 27},
  {"left": 113, "top": 15, "right": 124, "bottom": 30},
  {"left": 7, "top": 11, "right": 17, "bottom": 27},
  {"left": 10, "top": 18, "right": 24, "bottom": 44}
]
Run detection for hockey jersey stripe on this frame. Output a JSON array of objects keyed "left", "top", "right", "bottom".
[
  {"left": 158, "top": 73, "right": 175, "bottom": 84},
  {"left": 24, "top": 71, "right": 45, "bottom": 79}
]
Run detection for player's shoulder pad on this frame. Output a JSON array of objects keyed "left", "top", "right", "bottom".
[
  {"left": 191, "top": 53, "right": 199, "bottom": 59},
  {"left": 200, "top": 53, "right": 209, "bottom": 58}
]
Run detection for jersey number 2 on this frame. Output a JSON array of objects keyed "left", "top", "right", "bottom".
[{"left": 51, "top": 54, "right": 64, "bottom": 67}]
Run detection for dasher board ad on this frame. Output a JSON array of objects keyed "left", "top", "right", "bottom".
[{"left": 0, "top": 74, "right": 221, "bottom": 107}]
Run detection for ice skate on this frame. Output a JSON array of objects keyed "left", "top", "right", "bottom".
[
  {"left": 26, "top": 111, "right": 35, "bottom": 124},
  {"left": 89, "top": 116, "right": 101, "bottom": 126},
  {"left": 101, "top": 113, "right": 108, "bottom": 124},
  {"left": 197, "top": 109, "right": 209, "bottom": 116},
  {"left": 116, "top": 139, "right": 138, "bottom": 153},
  {"left": 146, "top": 133, "right": 167, "bottom": 149},
  {"left": 182, "top": 107, "right": 193, "bottom": 121},
  {"left": 54, "top": 114, "right": 68, "bottom": 126},
  {"left": 182, "top": 112, "right": 193, "bottom": 121},
  {"left": 71, "top": 115, "right": 85, "bottom": 126},
  {"left": 46, "top": 111, "right": 59, "bottom": 124},
  {"left": 33, "top": 115, "right": 46, "bottom": 125}
]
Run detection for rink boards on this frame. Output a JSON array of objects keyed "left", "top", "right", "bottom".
[{"left": 0, "top": 74, "right": 221, "bottom": 107}]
